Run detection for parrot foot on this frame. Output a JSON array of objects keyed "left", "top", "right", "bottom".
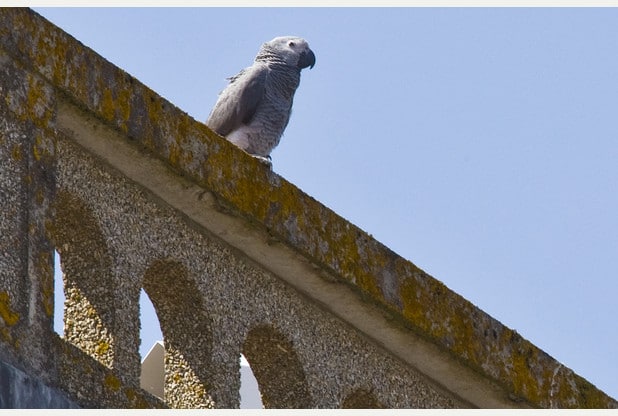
[{"left": 251, "top": 154, "right": 272, "bottom": 169}]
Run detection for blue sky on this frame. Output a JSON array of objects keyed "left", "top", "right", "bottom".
[{"left": 40, "top": 7, "right": 618, "bottom": 401}]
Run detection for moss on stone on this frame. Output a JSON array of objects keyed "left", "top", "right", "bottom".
[
  {"left": 0, "top": 292, "right": 19, "bottom": 327},
  {"left": 11, "top": 143, "right": 22, "bottom": 161},
  {"left": 104, "top": 373, "right": 121, "bottom": 391},
  {"left": 0, "top": 292, "right": 19, "bottom": 347},
  {"left": 95, "top": 341, "right": 110, "bottom": 356}
]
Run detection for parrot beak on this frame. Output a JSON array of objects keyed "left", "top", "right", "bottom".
[{"left": 298, "top": 49, "right": 316, "bottom": 69}]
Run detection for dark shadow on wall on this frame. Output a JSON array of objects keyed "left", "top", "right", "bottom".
[
  {"left": 243, "top": 324, "right": 312, "bottom": 408},
  {"left": 50, "top": 189, "right": 116, "bottom": 369},
  {"left": 341, "top": 388, "right": 385, "bottom": 408},
  {"left": 142, "top": 259, "right": 214, "bottom": 408}
]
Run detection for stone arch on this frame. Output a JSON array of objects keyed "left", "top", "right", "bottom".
[
  {"left": 142, "top": 259, "right": 214, "bottom": 408},
  {"left": 341, "top": 388, "right": 385, "bottom": 408},
  {"left": 242, "top": 324, "right": 312, "bottom": 408},
  {"left": 50, "top": 189, "right": 116, "bottom": 368}
]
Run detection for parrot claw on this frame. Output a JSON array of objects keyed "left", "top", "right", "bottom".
[{"left": 252, "top": 154, "right": 272, "bottom": 168}]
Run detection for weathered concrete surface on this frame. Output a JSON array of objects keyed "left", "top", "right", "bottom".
[
  {"left": 0, "top": 7, "right": 616, "bottom": 409},
  {"left": 0, "top": 360, "right": 79, "bottom": 408},
  {"left": 50, "top": 109, "right": 464, "bottom": 408}
]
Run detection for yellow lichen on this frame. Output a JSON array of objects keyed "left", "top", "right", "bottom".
[
  {"left": 12, "top": 144, "right": 22, "bottom": 161},
  {"left": 95, "top": 341, "right": 110, "bottom": 355},
  {"left": 124, "top": 388, "right": 152, "bottom": 408},
  {"left": 168, "top": 141, "right": 181, "bottom": 166},
  {"left": 0, "top": 291, "right": 20, "bottom": 327},
  {"left": 32, "top": 133, "right": 52, "bottom": 162},
  {"left": 101, "top": 88, "right": 115, "bottom": 121},
  {"left": 48, "top": 33, "right": 70, "bottom": 87},
  {"left": 117, "top": 86, "right": 132, "bottom": 124},
  {"left": 104, "top": 373, "right": 121, "bottom": 391},
  {"left": 0, "top": 327, "right": 13, "bottom": 345},
  {"left": 0, "top": 291, "right": 19, "bottom": 345},
  {"left": 25, "top": 75, "right": 52, "bottom": 127},
  {"left": 35, "top": 188, "right": 45, "bottom": 205},
  {"left": 510, "top": 346, "right": 540, "bottom": 404},
  {"left": 400, "top": 279, "right": 426, "bottom": 326},
  {"left": 32, "top": 140, "right": 42, "bottom": 161}
]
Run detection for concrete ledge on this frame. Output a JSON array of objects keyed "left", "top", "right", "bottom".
[{"left": 1, "top": 8, "right": 616, "bottom": 408}]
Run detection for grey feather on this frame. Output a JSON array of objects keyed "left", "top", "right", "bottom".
[
  {"left": 206, "top": 36, "right": 315, "bottom": 158},
  {"left": 206, "top": 65, "right": 267, "bottom": 137}
]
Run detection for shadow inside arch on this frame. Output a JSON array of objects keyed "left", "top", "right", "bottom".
[
  {"left": 50, "top": 189, "right": 116, "bottom": 368},
  {"left": 142, "top": 259, "right": 214, "bottom": 408},
  {"left": 243, "top": 324, "right": 312, "bottom": 408},
  {"left": 341, "top": 388, "right": 385, "bottom": 408}
]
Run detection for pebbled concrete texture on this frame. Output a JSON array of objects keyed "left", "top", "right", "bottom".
[
  {"left": 0, "top": 7, "right": 616, "bottom": 409},
  {"left": 51, "top": 132, "right": 464, "bottom": 408}
]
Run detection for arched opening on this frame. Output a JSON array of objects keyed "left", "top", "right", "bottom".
[
  {"left": 50, "top": 190, "right": 116, "bottom": 368},
  {"left": 139, "top": 288, "right": 163, "bottom": 360},
  {"left": 139, "top": 288, "right": 164, "bottom": 399},
  {"left": 242, "top": 324, "right": 312, "bottom": 408},
  {"left": 142, "top": 259, "right": 214, "bottom": 408},
  {"left": 53, "top": 249, "right": 64, "bottom": 336},
  {"left": 341, "top": 388, "right": 385, "bottom": 408},
  {"left": 239, "top": 353, "right": 262, "bottom": 409}
]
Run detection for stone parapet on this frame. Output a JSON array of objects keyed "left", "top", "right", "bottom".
[{"left": 0, "top": 8, "right": 615, "bottom": 409}]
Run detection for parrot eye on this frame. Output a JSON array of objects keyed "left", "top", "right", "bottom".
[{"left": 288, "top": 41, "right": 296, "bottom": 48}]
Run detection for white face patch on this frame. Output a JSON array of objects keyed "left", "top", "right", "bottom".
[{"left": 267, "top": 37, "right": 312, "bottom": 68}]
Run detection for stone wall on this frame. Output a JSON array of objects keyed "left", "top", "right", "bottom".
[{"left": 0, "top": 8, "right": 616, "bottom": 409}]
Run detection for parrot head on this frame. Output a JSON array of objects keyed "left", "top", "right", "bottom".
[{"left": 257, "top": 36, "right": 316, "bottom": 70}]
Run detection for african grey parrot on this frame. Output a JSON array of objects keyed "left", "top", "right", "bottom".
[{"left": 206, "top": 36, "right": 316, "bottom": 164}]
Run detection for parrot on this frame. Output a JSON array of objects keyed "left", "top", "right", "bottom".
[{"left": 206, "top": 36, "right": 316, "bottom": 165}]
